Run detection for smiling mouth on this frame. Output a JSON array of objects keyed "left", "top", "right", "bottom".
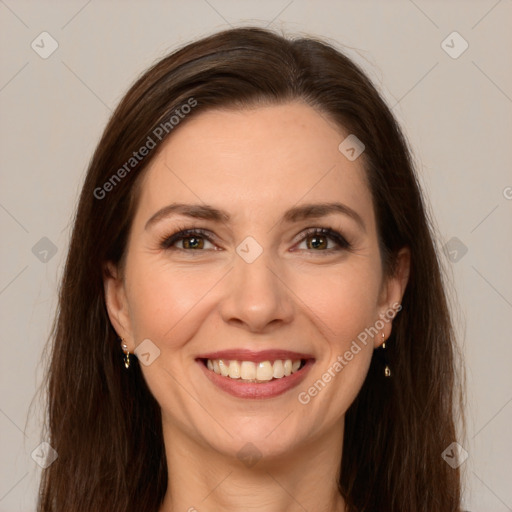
[{"left": 199, "top": 358, "right": 309, "bottom": 383}]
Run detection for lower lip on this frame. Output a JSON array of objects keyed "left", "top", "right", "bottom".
[{"left": 197, "top": 359, "right": 315, "bottom": 399}]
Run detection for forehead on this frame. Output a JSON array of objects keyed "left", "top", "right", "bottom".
[{"left": 135, "top": 102, "right": 374, "bottom": 226}]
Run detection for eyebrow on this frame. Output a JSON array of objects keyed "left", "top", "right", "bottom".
[{"left": 145, "top": 201, "right": 366, "bottom": 232}]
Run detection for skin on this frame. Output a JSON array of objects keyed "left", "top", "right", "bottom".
[{"left": 104, "top": 102, "right": 410, "bottom": 512}]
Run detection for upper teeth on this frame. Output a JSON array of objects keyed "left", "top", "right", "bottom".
[{"left": 206, "top": 359, "right": 302, "bottom": 381}]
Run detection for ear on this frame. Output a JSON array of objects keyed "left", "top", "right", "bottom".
[
  {"left": 103, "top": 261, "right": 133, "bottom": 351},
  {"left": 374, "top": 247, "right": 410, "bottom": 348}
]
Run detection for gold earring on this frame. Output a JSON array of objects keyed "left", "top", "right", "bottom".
[
  {"left": 382, "top": 332, "right": 391, "bottom": 377},
  {"left": 121, "top": 338, "right": 130, "bottom": 369}
]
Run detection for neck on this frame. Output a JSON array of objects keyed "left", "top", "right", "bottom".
[{"left": 158, "top": 415, "right": 347, "bottom": 512}]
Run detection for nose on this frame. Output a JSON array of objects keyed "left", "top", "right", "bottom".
[{"left": 219, "top": 248, "right": 295, "bottom": 333}]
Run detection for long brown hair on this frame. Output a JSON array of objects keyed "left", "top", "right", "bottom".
[{"left": 38, "top": 27, "right": 465, "bottom": 511}]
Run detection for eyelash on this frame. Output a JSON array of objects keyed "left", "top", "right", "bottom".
[{"left": 158, "top": 226, "right": 352, "bottom": 254}]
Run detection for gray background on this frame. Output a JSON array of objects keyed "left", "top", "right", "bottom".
[{"left": 1, "top": 1, "right": 511, "bottom": 510}]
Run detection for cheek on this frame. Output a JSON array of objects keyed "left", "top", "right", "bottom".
[
  {"left": 124, "top": 249, "right": 382, "bottom": 423},
  {"left": 290, "top": 260, "right": 382, "bottom": 412},
  {"left": 293, "top": 258, "right": 383, "bottom": 346},
  {"left": 126, "top": 250, "right": 383, "bottom": 350},
  {"left": 125, "top": 256, "right": 225, "bottom": 346}
]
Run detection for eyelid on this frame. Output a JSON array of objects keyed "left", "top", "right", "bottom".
[
  {"left": 159, "top": 225, "right": 351, "bottom": 252},
  {"left": 293, "top": 227, "right": 351, "bottom": 251},
  {"left": 158, "top": 227, "right": 217, "bottom": 250}
]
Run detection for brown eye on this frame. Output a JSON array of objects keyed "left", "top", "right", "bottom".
[
  {"left": 306, "top": 234, "right": 328, "bottom": 250},
  {"left": 160, "top": 228, "right": 215, "bottom": 251},
  {"left": 296, "top": 228, "right": 351, "bottom": 252},
  {"left": 182, "top": 236, "right": 205, "bottom": 250}
]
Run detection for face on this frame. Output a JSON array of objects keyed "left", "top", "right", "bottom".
[{"left": 105, "top": 101, "right": 409, "bottom": 460}]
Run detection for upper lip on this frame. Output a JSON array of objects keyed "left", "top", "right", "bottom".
[{"left": 196, "top": 349, "right": 315, "bottom": 363}]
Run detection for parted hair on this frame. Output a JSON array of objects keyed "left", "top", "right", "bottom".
[{"left": 38, "top": 27, "right": 465, "bottom": 512}]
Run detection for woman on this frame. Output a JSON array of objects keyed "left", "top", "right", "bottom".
[{"left": 38, "top": 27, "right": 465, "bottom": 511}]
